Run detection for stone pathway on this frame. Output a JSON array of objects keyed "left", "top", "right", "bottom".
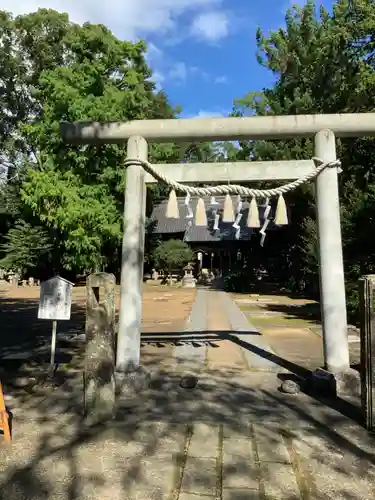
[
  {"left": 1, "top": 288, "right": 374, "bottom": 500},
  {"left": 142, "top": 289, "right": 281, "bottom": 373},
  {"left": 1, "top": 371, "right": 375, "bottom": 500}
]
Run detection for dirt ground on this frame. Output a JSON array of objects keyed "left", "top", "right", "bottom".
[{"left": 0, "top": 283, "right": 196, "bottom": 372}]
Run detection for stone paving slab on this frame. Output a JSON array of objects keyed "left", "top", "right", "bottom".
[
  {"left": 188, "top": 423, "right": 219, "bottom": 458},
  {"left": 2, "top": 412, "right": 375, "bottom": 500},
  {"left": 222, "top": 489, "right": 260, "bottom": 500},
  {"left": 222, "top": 437, "right": 258, "bottom": 490},
  {"left": 167, "top": 289, "right": 282, "bottom": 374},
  {"left": 174, "top": 289, "right": 208, "bottom": 369},
  {"left": 207, "top": 338, "right": 246, "bottom": 368},
  {"left": 180, "top": 456, "right": 218, "bottom": 497},
  {"left": 171, "top": 290, "right": 281, "bottom": 373},
  {"left": 218, "top": 292, "right": 281, "bottom": 373},
  {"left": 261, "top": 462, "right": 301, "bottom": 499}
]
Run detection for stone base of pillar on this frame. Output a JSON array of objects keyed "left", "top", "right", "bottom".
[
  {"left": 311, "top": 367, "right": 360, "bottom": 398},
  {"left": 115, "top": 365, "right": 151, "bottom": 408},
  {"left": 84, "top": 375, "right": 116, "bottom": 425},
  {"left": 182, "top": 277, "right": 196, "bottom": 288}
]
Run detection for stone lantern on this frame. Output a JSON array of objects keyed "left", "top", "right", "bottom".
[{"left": 182, "top": 262, "right": 196, "bottom": 288}]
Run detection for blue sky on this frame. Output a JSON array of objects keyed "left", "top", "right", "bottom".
[
  {"left": 150, "top": 0, "right": 335, "bottom": 117},
  {"left": 5, "top": 0, "right": 334, "bottom": 117}
]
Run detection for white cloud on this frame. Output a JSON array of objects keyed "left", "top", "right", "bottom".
[
  {"left": 5, "top": 1, "right": 232, "bottom": 94},
  {"left": 2, "top": 0, "right": 223, "bottom": 41},
  {"left": 195, "top": 110, "right": 226, "bottom": 118},
  {"left": 214, "top": 75, "right": 228, "bottom": 84},
  {"left": 190, "top": 66, "right": 209, "bottom": 82},
  {"left": 167, "top": 63, "right": 214, "bottom": 84},
  {"left": 151, "top": 70, "right": 165, "bottom": 90},
  {"left": 168, "top": 62, "right": 188, "bottom": 81},
  {"left": 190, "top": 11, "right": 229, "bottom": 42},
  {"left": 146, "top": 42, "right": 164, "bottom": 62}
]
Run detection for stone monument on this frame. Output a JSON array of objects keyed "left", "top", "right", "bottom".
[{"left": 84, "top": 272, "right": 116, "bottom": 423}]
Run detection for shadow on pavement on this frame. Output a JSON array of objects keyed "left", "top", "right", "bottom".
[
  {"left": 0, "top": 294, "right": 373, "bottom": 499},
  {"left": 262, "top": 301, "right": 321, "bottom": 324},
  {"left": 0, "top": 296, "right": 85, "bottom": 355},
  {"left": 0, "top": 366, "right": 374, "bottom": 500}
]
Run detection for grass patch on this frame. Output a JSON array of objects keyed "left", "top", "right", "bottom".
[
  {"left": 235, "top": 292, "right": 321, "bottom": 330},
  {"left": 246, "top": 314, "right": 319, "bottom": 329},
  {"left": 239, "top": 303, "right": 321, "bottom": 329}
]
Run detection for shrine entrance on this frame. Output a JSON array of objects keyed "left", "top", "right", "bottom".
[{"left": 61, "top": 113, "right": 375, "bottom": 381}]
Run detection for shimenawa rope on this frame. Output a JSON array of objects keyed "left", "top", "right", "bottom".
[{"left": 123, "top": 156, "right": 341, "bottom": 198}]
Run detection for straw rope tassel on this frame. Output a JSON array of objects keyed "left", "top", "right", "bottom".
[
  {"left": 195, "top": 197, "right": 207, "bottom": 226},
  {"left": 166, "top": 189, "right": 179, "bottom": 218},
  {"left": 222, "top": 194, "right": 235, "bottom": 222},
  {"left": 274, "top": 194, "right": 288, "bottom": 225},
  {"left": 247, "top": 197, "right": 260, "bottom": 228}
]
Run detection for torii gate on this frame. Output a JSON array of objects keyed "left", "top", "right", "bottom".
[{"left": 61, "top": 113, "right": 371, "bottom": 385}]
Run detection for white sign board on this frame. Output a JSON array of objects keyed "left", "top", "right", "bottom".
[{"left": 38, "top": 276, "right": 74, "bottom": 321}]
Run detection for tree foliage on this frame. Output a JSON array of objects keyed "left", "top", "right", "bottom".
[
  {"left": 152, "top": 240, "right": 194, "bottom": 273},
  {"left": 0, "top": 220, "right": 53, "bottom": 274},
  {"left": 0, "top": 8, "right": 180, "bottom": 275},
  {"left": 232, "top": 0, "right": 375, "bottom": 317}
]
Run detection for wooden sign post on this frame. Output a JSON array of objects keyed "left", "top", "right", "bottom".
[{"left": 38, "top": 276, "right": 74, "bottom": 376}]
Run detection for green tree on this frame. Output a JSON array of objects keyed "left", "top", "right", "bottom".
[
  {"left": 0, "top": 160, "right": 58, "bottom": 276},
  {"left": 0, "top": 8, "right": 181, "bottom": 275},
  {"left": 0, "top": 220, "right": 53, "bottom": 275},
  {"left": 152, "top": 239, "right": 194, "bottom": 284},
  {"left": 233, "top": 0, "right": 375, "bottom": 317}
]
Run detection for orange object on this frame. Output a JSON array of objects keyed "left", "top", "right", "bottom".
[{"left": 0, "top": 382, "right": 11, "bottom": 442}]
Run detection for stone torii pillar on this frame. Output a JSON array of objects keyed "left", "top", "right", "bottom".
[
  {"left": 314, "top": 130, "right": 359, "bottom": 396},
  {"left": 116, "top": 135, "right": 147, "bottom": 373},
  {"left": 315, "top": 130, "right": 349, "bottom": 373}
]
